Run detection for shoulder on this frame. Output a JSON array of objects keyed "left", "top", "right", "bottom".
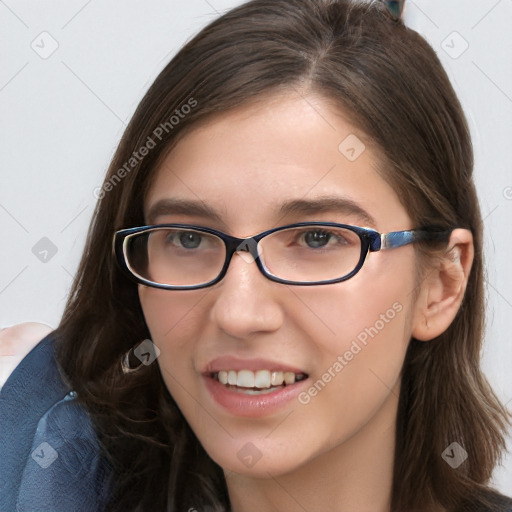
[
  {"left": 0, "top": 322, "right": 53, "bottom": 390},
  {"left": 0, "top": 327, "right": 113, "bottom": 511},
  {"left": 0, "top": 322, "right": 53, "bottom": 349}
]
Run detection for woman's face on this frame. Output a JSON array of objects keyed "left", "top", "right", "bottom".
[{"left": 139, "top": 92, "right": 422, "bottom": 477}]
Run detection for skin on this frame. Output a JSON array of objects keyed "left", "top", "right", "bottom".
[
  {"left": 0, "top": 322, "right": 53, "bottom": 390},
  {"left": 139, "top": 91, "right": 473, "bottom": 512}
]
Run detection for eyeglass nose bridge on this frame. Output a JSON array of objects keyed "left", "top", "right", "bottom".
[
  {"left": 215, "top": 231, "right": 282, "bottom": 286},
  {"left": 223, "top": 234, "right": 264, "bottom": 267}
]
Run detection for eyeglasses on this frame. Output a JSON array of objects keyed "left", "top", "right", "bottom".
[{"left": 113, "top": 222, "right": 451, "bottom": 290}]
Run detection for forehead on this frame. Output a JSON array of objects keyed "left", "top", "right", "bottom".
[{"left": 144, "top": 92, "right": 411, "bottom": 234}]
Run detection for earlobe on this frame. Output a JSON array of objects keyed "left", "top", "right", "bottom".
[{"left": 412, "top": 229, "right": 474, "bottom": 342}]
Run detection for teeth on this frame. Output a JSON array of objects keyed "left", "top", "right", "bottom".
[
  {"left": 215, "top": 369, "right": 306, "bottom": 389},
  {"left": 237, "top": 370, "right": 255, "bottom": 388},
  {"left": 283, "top": 372, "right": 295, "bottom": 385},
  {"left": 271, "top": 371, "right": 283, "bottom": 386},
  {"left": 254, "top": 370, "right": 271, "bottom": 388}
]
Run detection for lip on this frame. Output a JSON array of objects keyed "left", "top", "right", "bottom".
[
  {"left": 201, "top": 356, "right": 309, "bottom": 418},
  {"left": 203, "top": 374, "right": 309, "bottom": 418},
  {"left": 203, "top": 355, "right": 306, "bottom": 374}
]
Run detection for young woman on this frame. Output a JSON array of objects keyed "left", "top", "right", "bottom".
[{"left": 2, "top": 0, "right": 511, "bottom": 511}]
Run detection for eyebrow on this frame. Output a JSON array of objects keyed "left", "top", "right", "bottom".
[
  {"left": 146, "top": 196, "right": 376, "bottom": 228},
  {"left": 276, "top": 197, "right": 376, "bottom": 227},
  {"left": 146, "top": 198, "right": 226, "bottom": 225}
]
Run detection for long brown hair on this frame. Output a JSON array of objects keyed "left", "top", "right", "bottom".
[{"left": 56, "top": 1, "right": 511, "bottom": 510}]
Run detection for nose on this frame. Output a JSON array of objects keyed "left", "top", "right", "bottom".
[{"left": 209, "top": 251, "right": 284, "bottom": 339}]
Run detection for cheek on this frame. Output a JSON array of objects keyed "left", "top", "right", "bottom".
[
  {"left": 293, "top": 268, "right": 414, "bottom": 361},
  {"left": 297, "top": 286, "right": 411, "bottom": 404},
  {"left": 138, "top": 286, "right": 209, "bottom": 343},
  {"left": 291, "top": 254, "right": 416, "bottom": 422},
  {"left": 138, "top": 287, "right": 208, "bottom": 390}
]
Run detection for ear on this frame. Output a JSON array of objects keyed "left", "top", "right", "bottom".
[{"left": 412, "top": 229, "right": 474, "bottom": 342}]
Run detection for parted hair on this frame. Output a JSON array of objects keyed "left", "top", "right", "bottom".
[{"left": 56, "top": 1, "right": 511, "bottom": 510}]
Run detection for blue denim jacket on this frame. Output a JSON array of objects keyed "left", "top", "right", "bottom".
[{"left": 0, "top": 333, "right": 112, "bottom": 512}]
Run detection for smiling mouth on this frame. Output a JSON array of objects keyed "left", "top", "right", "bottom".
[{"left": 210, "top": 369, "right": 308, "bottom": 394}]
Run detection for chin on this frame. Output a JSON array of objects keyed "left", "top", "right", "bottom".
[{"left": 202, "top": 437, "right": 315, "bottom": 479}]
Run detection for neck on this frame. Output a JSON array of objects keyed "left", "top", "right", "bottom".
[{"left": 226, "top": 383, "right": 399, "bottom": 512}]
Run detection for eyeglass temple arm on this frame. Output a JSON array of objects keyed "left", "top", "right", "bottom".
[{"left": 376, "top": 229, "right": 452, "bottom": 251}]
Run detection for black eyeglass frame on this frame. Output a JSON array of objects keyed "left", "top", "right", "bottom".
[{"left": 113, "top": 222, "right": 452, "bottom": 290}]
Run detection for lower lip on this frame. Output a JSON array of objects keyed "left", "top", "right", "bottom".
[{"left": 203, "top": 375, "right": 308, "bottom": 418}]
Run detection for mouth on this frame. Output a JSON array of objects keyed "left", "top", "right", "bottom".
[
  {"left": 209, "top": 369, "right": 308, "bottom": 395},
  {"left": 202, "top": 356, "right": 310, "bottom": 416}
]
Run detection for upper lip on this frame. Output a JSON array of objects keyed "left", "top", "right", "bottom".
[{"left": 203, "top": 355, "right": 307, "bottom": 375}]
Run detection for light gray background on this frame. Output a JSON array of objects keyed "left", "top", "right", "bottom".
[{"left": 1, "top": 0, "right": 511, "bottom": 495}]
